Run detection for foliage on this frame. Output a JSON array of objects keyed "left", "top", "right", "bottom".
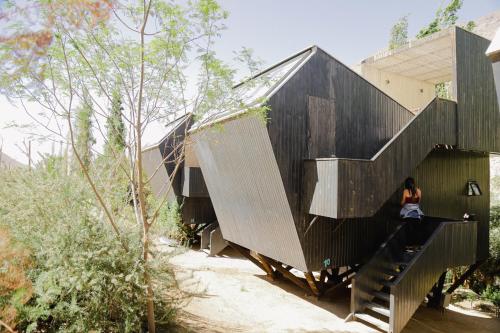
[
  {"left": 0, "top": 165, "right": 175, "bottom": 332},
  {"left": 74, "top": 90, "right": 96, "bottom": 170},
  {"left": 435, "top": 82, "right": 451, "bottom": 99},
  {"left": 0, "top": 229, "right": 32, "bottom": 330},
  {"left": 464, "top": 20, "right": 476, "bottom": 32},
  {"left": 156, "top": 200, "right": 196, "bottom": 245},
  {"left": 416, "top": 0, "right": 475, "bottom": 39},
  {"left": 105, "top": 89, "right": 126, "bottom": 157},
  {"left": 389, "top": 15, "right": 408, "bottom": 50},
  {"left": 482, "top": 285, "right": 500, "bottom": 317},
  {"left": 417, "top": 0, "right": 463, "bottom": 39},
  {"left": 0, "top": 1, "right": 266, "bottom": 330}
]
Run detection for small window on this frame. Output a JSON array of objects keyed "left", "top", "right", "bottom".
[{"left": 467, "top": 181, "right": 482, "bottom": 196}]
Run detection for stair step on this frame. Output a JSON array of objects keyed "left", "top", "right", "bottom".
[
  {"left": 373, "top": 291, "right": 390, "bottom": 302},
  {"left": 365, "top": 301, "right": 390, "bottom": 317},
  {"left": 355, "top": 312, "right": 390, "bottom": 332},
  {"left": 380, "top": 268, "right": 399, "bottom": 276},
  {"left": 379, "top": 279, "right": 395, "bottom": 287}
]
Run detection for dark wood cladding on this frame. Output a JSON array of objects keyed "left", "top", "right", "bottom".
[
  {"left": 414, "top": 149, "right": 490, "bottom": 260},
  {"left": 306, "top": 98, "right": 456, "bottom": 219},
  {"left": 455, "top": 27, "right": 500, "bottom": 152},
  {"left": 307, "top": 96, "right": 336, "bottom": 159},
  {"left": 267, "top": 47, "right": 414, "bottom": 269},
  {"left": 181, "top": 197, "right": 216, "bottom": 225},
  {"left": 181, "top": 167, "right": 209, "bottom": 197},
  {"left": 390, "top": 221, "right": 477, "bottom": 333},
  {"left": 351, "top": 220, "right": 477, "bottom": 333},
  {"left": 351, "top": 224, "right": 408, "bottom": 314},
  {"left": 193, "top": 115, "right": 308, "bottom": 270}
]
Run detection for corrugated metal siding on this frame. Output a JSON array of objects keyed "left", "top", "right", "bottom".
[
  {"left": 455, "top": 27, "right": 500, "bottom": 153},
  {"left": 142, "top": 147, "right": 177, "bottom": 202},
  {"left": 391, "top": 221, "right": 477, "bottom": 333},
  {"left": 193, "top": 115, "right": 308, "bottom": 270}
]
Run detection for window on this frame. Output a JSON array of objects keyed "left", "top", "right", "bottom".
[{"left": 467, "top": 180, "right": 482, "bottom": 196}]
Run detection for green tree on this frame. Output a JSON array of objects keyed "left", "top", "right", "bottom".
[
  {"left": 0, "top": 1, "right": 263, "bottom": 331},
  {"left": 74, "top": 90, "right": 96, "bottom": 170},
  {"left": 105, "top": 89, "right": 126, "bottom": 157},
  {"left": 389, "top": 15, "right": 409, "bottom": 50},
  {"left": 417, "top": 0, "right": 474, "bottom": 39}
]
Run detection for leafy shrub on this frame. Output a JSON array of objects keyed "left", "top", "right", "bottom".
[
  {"left": 0, "top": 229, "right": 32, "bottom": 330},
  {"left": 482, "top": 285, "right": 500, "bottom": 317},
  {"left": 156, "top": 200, "right": 196, "bottom": 245},
  {"left": 0, "top": 165, "right": 175, "bottom": 332}
]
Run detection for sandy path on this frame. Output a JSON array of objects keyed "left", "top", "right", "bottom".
[{"left": 168, "top": 247, "right": 500, "bottom": 333}]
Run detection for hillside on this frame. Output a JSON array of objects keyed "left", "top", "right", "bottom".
[{"left": 0, "top": 151, "right": 24, "bottom": 169}]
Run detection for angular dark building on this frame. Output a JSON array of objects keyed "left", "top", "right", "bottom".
[{"left": 145, "top": 27, "right": 499, "bottom": 333}]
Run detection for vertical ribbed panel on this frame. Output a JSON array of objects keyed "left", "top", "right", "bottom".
[
  {"left": 181, "top": 167, "right": 209, "bottom": 197},
  {"left": 335, "top": 98, "right": 457, "bottom": 218},
  {"left": 142, "top": 147, "right": 177, "bottom": 203},
  {"left": 193, "top": 115, "right": 307, "bottom": 271},
  {"left": 455, "top": 27, "right": 500, "bottom": 153},
  {"left": 390, "top": 221, "right": 477, "bottom": 333},
  {"left": 267, "top": 48, "right": 415, "bottom": 270}
]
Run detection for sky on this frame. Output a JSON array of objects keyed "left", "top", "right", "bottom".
[{"left": 0, "top": 0, "right": 499, "bottom": 163}]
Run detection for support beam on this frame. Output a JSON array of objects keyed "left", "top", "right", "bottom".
[
  {"left": 255, "top": 253, "right": 277, "bottom": 280},
  {"left": 428, "top": 271, "right": 447, "bottom": 308},
  {"left": 445, "top": 261, "right": 483, "bottom": 294},
  {"left": 263, "top": 255, "right": 311, "bottom": 295},
  {"left": 304, "top": 272, "right": 321, "bottom": 296},
  {"left": 227, "top": 242, "right": 270, "bottom": 276}
]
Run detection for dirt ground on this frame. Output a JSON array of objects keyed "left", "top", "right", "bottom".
[{"left": 166, "top": 246, "right": 500, "bottom": 333}]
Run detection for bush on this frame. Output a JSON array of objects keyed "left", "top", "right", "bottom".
[
  {"left": 482, "top": 285, "right": 500, "bottom": 317},
  {"left": 0, "top": 229, "right": 32, "bottom": 330},
  {"left": 0, "top": 164, "right": 175, "bottom": 332},
  {"left": 156, "top": 200, "right": 196, "bottom": 245}
]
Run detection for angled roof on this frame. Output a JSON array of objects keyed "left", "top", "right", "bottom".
[
  {"left": 143, "top": 113, "right": 191, "bottom": 151},
  {"left": 190, "top": 46, "right": 315, "bottom": 131}
]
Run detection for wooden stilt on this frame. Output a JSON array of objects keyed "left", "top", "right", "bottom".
[
  {"left": 445, "top": 261, "right": 483, "bottom": 294},
  {"left": 227, "top": 242, "right": 269, "bottom": 276},
  {"left": 255, "top": 253, "right": 277, "bottom": 280},
  {"left": 428, "top": 271, "right": 447, "bottom": 308},
  {"left": 304, "top": 272, "right": 321, "bottom": 296},
  {"left": 263, "top": 256, "right": 311, "bottom": 294},
  {"left": 319, "top": 270, "right": 327, "bottom": 284}
]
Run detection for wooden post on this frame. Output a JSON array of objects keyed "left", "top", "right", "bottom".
[
  {"left": 255, "top": 253, "right": 277, "bottom": 280},
  {"left": 304, "top": 272, "right": 321, "bottom": 296},
  {"left": 227, "top": 242, "right": 275, "bottom": 279},
  {"left": 263, "top": 255, "right": 312, "bottom": 295},
  {"left": 445, "top": 261, "right": 483, "bottom": 294},
  {"left": 429, "top": 271, "right": 447, "bottom": 308}
]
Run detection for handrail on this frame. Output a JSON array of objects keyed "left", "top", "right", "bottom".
[
  {"left": 389, "top": 220, "right": 477, "bottom": 333},
  {"left": 309, "top": 97, "right": 457, "bottom": 219}
]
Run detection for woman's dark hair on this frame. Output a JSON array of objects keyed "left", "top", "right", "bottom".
[{"left": 404, "top": 177, "right": 417, "bottom": 197}]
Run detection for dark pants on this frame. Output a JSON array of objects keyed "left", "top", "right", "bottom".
[{"left": 402, "top": 218, "right": 425, "bottom": 245}]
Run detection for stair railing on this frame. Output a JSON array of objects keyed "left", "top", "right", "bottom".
[{"left": 389, "top": 220, "right": 477, "bottom": 333}]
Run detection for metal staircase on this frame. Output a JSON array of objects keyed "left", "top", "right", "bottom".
[{"left": 350, "top": 218, "right": 477, "bottom": 333}]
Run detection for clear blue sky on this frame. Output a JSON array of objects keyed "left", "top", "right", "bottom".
[{"left": 215, "top": 0, "right": 499, "bottom": 68}]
